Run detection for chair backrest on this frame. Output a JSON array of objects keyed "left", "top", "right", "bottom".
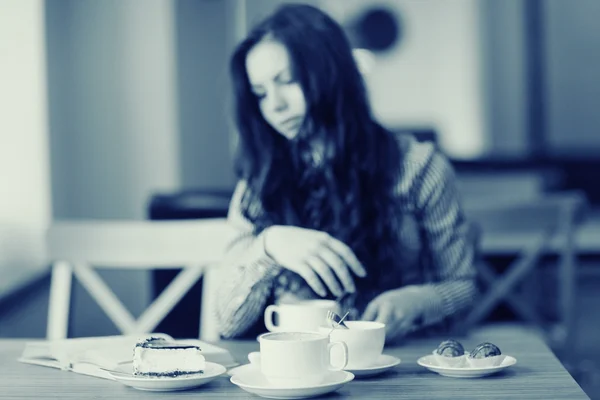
[
  {"left": 457, "top": 171, "right": 560, "bottom": 210},
  {"left": 46, "top": 218, "right": 234, "bottom": 341},
  {"left": 463, "top": 191, "right": 588, "bottom": 246}
]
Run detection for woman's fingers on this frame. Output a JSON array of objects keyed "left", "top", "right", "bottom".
[
  {"left": 374, "top": 301, "right": 395, "bottom": 325},
  {"left": 362, "top": 299, "right": 394, "bottom": 324},
  {"left": 323, "top": 235, "right": 367, "bottom": 278},
  {"left": 361, "top": 300, "right": 379, "bottom": 321},
  {"left": 305, "top": 256, "right": 343, "bottom": 297},
  {"left": 362, "top": 298, "right": 410, "bottom": 343},
  {"left": 269, "top": 228, "right": 365, "bottom": 298},
  {"left": 318, "top": 247, "right": 356, "bottom": 294},
  {"left": 292, "top": 262, "right": 327, "bottom": 297}
]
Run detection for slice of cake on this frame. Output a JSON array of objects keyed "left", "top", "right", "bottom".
[{"left": 133, "top": 337, "right": 205, "bottom": 377}]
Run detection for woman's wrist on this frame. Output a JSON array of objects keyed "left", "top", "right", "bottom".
[
  {"left": 392, "top": 286, "right": 427, "bottom": 328},
  {"left": 260, "top": 226, "right": 276, "bottom": 261}
]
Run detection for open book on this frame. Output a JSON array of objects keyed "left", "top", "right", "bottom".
[{"left": 18, "top": 333, "right": 238, "bottom": 380}]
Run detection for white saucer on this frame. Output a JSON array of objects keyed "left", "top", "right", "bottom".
[
  {"left": 230, "top": 365, "right": 354, "bottom": 399},
  {"left": 346, "top": 354, "right": 401, "bottom": 377},
  {"left": 228, "top": 363, "right": 255, "bottom": 377},
  {"left": 105, "top": 361, "right": 226, "bottom": 391},
  {"left": 417, "top": 354, "right": 517, "bottom": 378}
]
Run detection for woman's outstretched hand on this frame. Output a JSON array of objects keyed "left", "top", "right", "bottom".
[
  {"left": 361, "top": 288, "right": 425, "bottom": 342},
  {"left": 263, "top": 225, "right": 366, "bottom": 297}
]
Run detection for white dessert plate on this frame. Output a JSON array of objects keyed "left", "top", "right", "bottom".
[
  {"left": 346, "top": 354, "right": 401, "bottom": 377},
  {"left": 105, "top": 361, "right": 226, "bottom": 391},
  {"left": 417, "top": 354, "right": 517, "bottom": 378},
  {"left": 230, "top": 365, "right": 354, "bottom": 399}
]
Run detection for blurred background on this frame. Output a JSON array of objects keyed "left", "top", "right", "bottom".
[{"left": 1, "top": 0, "right": 599, "bottom": 396}]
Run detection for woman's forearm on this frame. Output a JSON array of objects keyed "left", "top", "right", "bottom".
[{"left": 215, "top": 230, "right": 281, "bottom": 338}]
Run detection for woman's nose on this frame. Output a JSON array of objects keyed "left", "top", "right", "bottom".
[{"left": 268, "top": 89, "right": 287, "bottom": 112}]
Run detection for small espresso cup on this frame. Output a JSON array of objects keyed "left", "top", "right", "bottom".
[
  {"left": 249, "top": 331, "right": 348, "bottom": 388},
  {"left": 264, "top": 299, "right": 339, "bottom": 333},
  {"left": 319, "top": 321, "right": 385, "bottom": 369}
]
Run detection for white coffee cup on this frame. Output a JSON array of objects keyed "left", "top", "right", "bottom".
[
  {"left": 319, "top": 321, "right": 385, "bottom": 369},
  {"left": 264, "top": 299, "right": 339, "bottom": 333},
  {"left": 249, "top": 331, "right": 348, "bottom": 388}
]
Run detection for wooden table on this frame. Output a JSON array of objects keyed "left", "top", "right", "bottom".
[{"left": 0, "top": 324, "right": 589, "bottom": 399}]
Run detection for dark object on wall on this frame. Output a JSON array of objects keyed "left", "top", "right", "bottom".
[
  {"left": 346, "top": 6, "right": 402, "bottom": 53},
  {"left": 148, "top": 189, "right": 233, "bottom": 338}
]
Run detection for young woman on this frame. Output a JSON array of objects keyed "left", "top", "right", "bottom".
[{"left": 215, "top": 3, "right": 478, "bottom": 342}]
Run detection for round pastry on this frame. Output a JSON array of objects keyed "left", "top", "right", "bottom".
[
  {"left": 432, "top": 339, "right": 466, "bottom": 367},
  {"left": 436, "top": 340, "right": 465, "bottom": 357},
  {"left": 470, "top": 342, "right": 501, "bottom": 358},
  {"left": 466, "top": 342, "right": 506, "bottom": 368}
]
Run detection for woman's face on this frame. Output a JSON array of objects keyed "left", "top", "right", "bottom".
[{"left": 245, "top": 39, "right": 307, "bottom": 140}]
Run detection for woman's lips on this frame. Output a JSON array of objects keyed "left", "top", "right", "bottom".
[{"left": 279, "top": 117, "right": 302, "bottom": 130}]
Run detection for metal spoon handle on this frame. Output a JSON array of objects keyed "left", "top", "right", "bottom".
[{"left": 327, "top": 310, "right": 350, "bottom": 336}]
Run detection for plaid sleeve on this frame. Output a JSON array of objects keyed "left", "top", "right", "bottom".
[
  {"left": 214, "top": 180, "right": 282, "bottom": 338},
  {"left": 405, "top": 149, "right": 478, "bottom": 327}
]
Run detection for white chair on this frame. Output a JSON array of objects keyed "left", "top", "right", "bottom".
[
  {"left": 45, "top": 218, "right": 234, "bottom": 341},
  {"left": 460, "top": 191, "right": 588, "bottom": 355}
]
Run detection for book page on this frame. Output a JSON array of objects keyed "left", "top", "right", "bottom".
[
  {"left": 19, "top": 333, "right": 173, "bottom": 370},
  {"left": 18, "top": 334, "right": 239, "bottom": 378}
]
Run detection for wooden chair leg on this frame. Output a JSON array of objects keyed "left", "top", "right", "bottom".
[
  {"left": 477, "top": 260, "right": 544, "bottom": 325},
  {"left": 136, "top": 266, "right": 205, "bottom": 334},
  {"left": 554, "top": 206, "right": 577, "bottom": 358},
  {"left": 46, "top": 261, "right": 73, "bottom": 339},
  {"left": 463, "top": 232, "right": 548, "bottom": 329},
  {"left": 200, "top": 265, "right": 220, "bottom": 341},
  {"left": 73, "top": 263, "right": 137, "bottom": 334}
]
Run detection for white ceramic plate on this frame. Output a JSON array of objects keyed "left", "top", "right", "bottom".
[
  {"left": 417, "top": 354, "right": 517, "bottom": 378},
  {"left": 106, "top": 361, "right": 226, "bottom": 391},
  {"left": 346, "top": 354, "right": 401, "bottom": 377},
  {"left": 230, "top": 366, "right": 354, "bottom": 399}
]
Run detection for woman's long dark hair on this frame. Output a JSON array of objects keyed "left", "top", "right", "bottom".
[{"left": 230, "top": 4, "right": 404, "bottom": 292}]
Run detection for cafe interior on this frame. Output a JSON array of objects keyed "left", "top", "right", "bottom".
[{"left": 1, "top": 0, "right": 599, "bottom": 398}]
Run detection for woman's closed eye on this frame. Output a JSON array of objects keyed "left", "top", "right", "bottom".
[
  {"left": 252, "top": 84, "right": 296, "bottom": 102},
  {"left": 276, "top": 73, "right": 296, "bottom": 85},
  {"left": 251, "top": 69, "right": 297, "bottom": 99},
  {"left": 253, "top": 91, "right": 266, "bottom": 100}
]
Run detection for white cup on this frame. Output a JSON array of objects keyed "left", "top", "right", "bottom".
[
  {"left": 264, "top": 299, "right": 339, "bottom": 333},
  {"left": 249, "top": 331, "right": 348, "bottom": 388},
  {"left": 319, "top": 321, "right": 385, "bottom": 369}
]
